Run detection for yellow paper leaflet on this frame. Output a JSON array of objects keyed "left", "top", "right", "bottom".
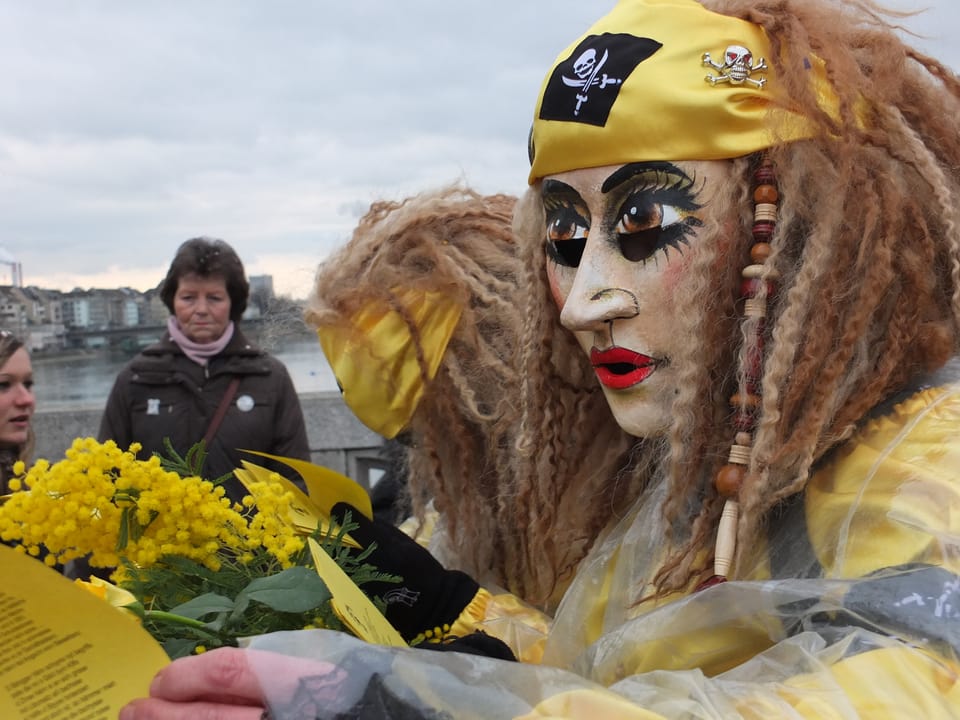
[
  {"left": 239, "top": 450, "right": 373, "bottom": 519},
  {"left": 307, "top": 537, "right": 407, "bottom": 648}
]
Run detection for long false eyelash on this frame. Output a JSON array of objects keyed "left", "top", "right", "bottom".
[
  {"left": 662, "top": 216, "right": 704, "bottom": 254},
  {"left": 543, "top": 191, "right": 581, "bottom": 215},
  {"left": 611, "top": 175, "right": 704, "bottom": 266},
  {"left": 544, "top": 192, "right": 589, "bottom": 267},
  {"left": 614, "top": 214, "right": 703, "bottom": 267},
  {"left": 617, "top": 168, "right": 703, "bottom": 213},
  {"left": 543, "top": 167, "right": 706, "bottom": 268}
]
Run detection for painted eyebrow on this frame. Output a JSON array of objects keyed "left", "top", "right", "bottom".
[
  {"left": 542, "top": 178, "right": 577, "bottom": 195},
  {"left": 601, "top": 161, "right": 692, "bottom": 194}
]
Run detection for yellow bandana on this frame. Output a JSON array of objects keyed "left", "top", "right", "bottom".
[
  {"left": 317, "top": 288, "right": 462, "bottom": 439},
  {"left": 529, "top": 0, "right": 832, "bottom": 182}
]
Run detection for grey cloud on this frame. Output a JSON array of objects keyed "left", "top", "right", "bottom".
[{"left": 0, "top": 0, "right": 955, "bottom": 294}]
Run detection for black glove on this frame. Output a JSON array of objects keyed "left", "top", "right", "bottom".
[
  {"left": 414, "top": 630, "right": 517, "bottom": 661},
  {"left": 331, "top": 502, "right": 514, "bottom": 660}
]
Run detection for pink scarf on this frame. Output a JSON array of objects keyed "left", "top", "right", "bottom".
[{"left": 167, "top": 316, "right": 235, "bottom": 366}]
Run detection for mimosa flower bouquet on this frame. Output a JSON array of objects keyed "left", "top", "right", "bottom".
[{"left": 0, "top": 438, "right": 396, "bottom": 658}]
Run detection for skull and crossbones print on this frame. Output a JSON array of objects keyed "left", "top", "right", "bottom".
[{"left": 562, "top": 48, "right": 624, "bottom": 116}]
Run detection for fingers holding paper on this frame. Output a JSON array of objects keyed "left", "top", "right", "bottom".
[{"left": 120, "top": 647, "right": 340, "bottom": 720}]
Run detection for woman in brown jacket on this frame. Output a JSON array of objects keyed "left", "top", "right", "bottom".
[{"left": 98, "top": 237, "right": 310, "bottom": 502}]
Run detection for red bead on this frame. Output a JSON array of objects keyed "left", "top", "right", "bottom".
[
  {"left": 754, "top": 164, "right": 776, "bottom": 185},
  {"left": 745, "top": 344, "right": 764, "bottom": 378},
  {"left": 740, "top": 278, "right": 775, "bottom": 299},
  {"left": 733, "top": 411, "right": 756, "bottom": 432},
  {"left": 696, "top": 574, "right": 727, "bottom": 591},
  {"left": 715, "top": 463, "right": 746, "bottom": 497},
  {"left": 752, "top": 221, "right": 775, "bottom": 242}
]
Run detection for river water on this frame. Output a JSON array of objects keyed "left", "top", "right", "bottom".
[{"left": 32, "top": 337, "right": 340, "bottom": 411}]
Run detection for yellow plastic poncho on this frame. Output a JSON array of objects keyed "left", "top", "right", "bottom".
[{"left": 246, "top": 370, "right": 960, "bottom": 718}]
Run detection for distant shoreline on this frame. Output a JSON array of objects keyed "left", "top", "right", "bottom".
[
  {"left": 31, "top": 348, "right": 111, "bottom": 362},
  {"left": 34, "top": 388, "right": 344, "bottom": 414},
  {"left": 31, "top": 336, "right": 340, "bottom": 408}
]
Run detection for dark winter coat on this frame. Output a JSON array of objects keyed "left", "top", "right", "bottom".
[{"left": 98, "top": 328, "right": 310, "bottom": 502}]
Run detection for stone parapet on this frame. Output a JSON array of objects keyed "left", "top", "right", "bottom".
[{"left": 31, "top": 391, "right": 386, "bottom": 490}]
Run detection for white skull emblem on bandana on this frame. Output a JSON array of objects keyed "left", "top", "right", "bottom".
[
  {"left": 562, "top": 47, "right": 625, "bottom": 116},
  {"left": 703, "top": 44, "right": 768, "bottom": 88}
]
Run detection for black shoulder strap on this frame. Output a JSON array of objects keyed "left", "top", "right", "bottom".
[{"left": 203, "top": 376, "right": 241, "bottom": 446}]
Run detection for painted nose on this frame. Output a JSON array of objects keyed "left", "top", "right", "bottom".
[
  {"left": 559, "top": 241, "right": 641, "bottom": 332},
  {"left": 560, "top": 287, "right": 640, "bottom": 331}
]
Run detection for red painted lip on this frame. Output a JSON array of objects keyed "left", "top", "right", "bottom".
[{"left": 591, "top": 346, "right": 660, "bottom": 389}]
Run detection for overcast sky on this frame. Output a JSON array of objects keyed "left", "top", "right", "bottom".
[{"left": 1, "top": 2, "right": 957, "bottom": 299}]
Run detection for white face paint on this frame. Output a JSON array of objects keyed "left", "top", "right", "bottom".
[{"left": 542, "top": 160, "right": 730, "bottom": 437}]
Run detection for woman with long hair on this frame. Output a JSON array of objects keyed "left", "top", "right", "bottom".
[{"left": 0, "top": 331, "right": 34, "bottom": 495}]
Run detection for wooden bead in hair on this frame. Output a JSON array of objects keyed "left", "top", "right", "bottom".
[{"left": 698, "top": 158, "right": 779, "bottom": 591}]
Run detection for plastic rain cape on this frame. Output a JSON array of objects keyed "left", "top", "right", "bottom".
[{"left": 242, "top": 363, "right": 960, "bottom": 719}]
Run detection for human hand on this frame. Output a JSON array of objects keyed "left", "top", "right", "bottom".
[{"left": 119, "top": 647, "right": 340, "bottom": 720}]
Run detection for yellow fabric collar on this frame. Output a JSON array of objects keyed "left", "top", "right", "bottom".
[
  {"left": 317, "top": 288, "right": 462, "bottom": 439},
  {"left": 529, "top": 0, "right": 831, "bottom": 182}
]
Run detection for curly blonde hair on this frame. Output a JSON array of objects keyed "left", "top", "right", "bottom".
[
  {"left": 307, "top": 186, "right": 633, "bottom": 605},
  {"left": 515, "top": 0, "right": 960, "bottom": 597}
]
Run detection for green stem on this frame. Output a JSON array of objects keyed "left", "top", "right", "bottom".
[
  {"left": 143, "top": 610, "right": 205, "bottom": 628},
  {"left": 143, "top": 611, "right": 225, "bottom": 641}
]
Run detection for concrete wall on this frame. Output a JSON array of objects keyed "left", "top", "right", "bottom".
[{"left": 31, "top": 391, "right": 387, "bottom": 490}]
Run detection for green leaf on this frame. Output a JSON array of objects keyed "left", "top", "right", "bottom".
[
  {"left": 236, "top": 567, "right": 331, "bottom": 614},
  {"left": 185, "top": 440, "right": 203, "bottom": 468},
  {"left": 163, "top": 638, "right": 199, "bottom": 660},
  {"left": 158, "top": 437, "right": 209, "bottom": 478},
  {"left": 169, "top": 592, "right": 235, "bottom": 620}
]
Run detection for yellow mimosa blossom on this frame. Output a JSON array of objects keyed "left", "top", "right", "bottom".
[
  {"left": 0, "top": 438, "right": 353, "bottom": 661},
  {"left": 0, "top": 438, "right": 303, "bottom": 575}
]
